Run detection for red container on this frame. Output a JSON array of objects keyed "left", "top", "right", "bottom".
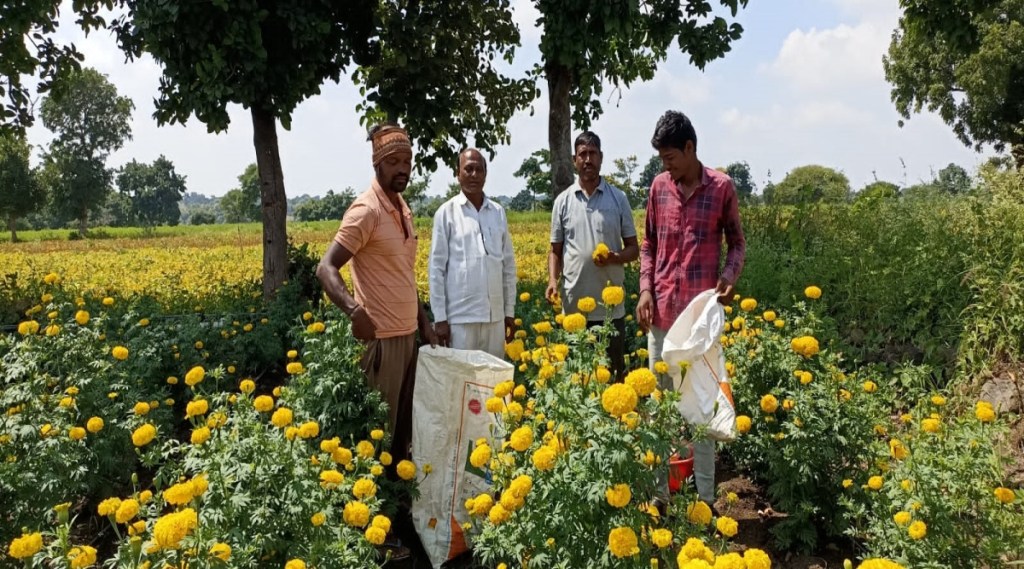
[{"left": 668, "top": 445, "right": 695, "bottom": 494}]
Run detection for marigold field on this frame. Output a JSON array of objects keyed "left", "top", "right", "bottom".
[{"left": 2, "top": 190, "right": 1023, "bottom": 569}]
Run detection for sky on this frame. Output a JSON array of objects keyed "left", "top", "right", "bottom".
[{"left": 24, "top": 0, "right": 995, "bottom": 199}]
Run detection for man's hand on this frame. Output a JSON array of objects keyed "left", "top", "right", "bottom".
[
  {"left": 545, "top": 282, "right": 559, "bottom": 304},
  {"left": 349, "top": 306, "right": 377, "bottom": 342},
  {"left": 434, "top": 321, "right": 451, "bottom": 348},
  {"left": 636, "top": 290, "right": 654, "bottom": 334},
  {"left": 504, "top": 316, "right": 516, "bottom": 343},
  {"left": 715, "top": 277, "right": 735, "bottom": 306},
  {"left": 421, "top": 319, "right": 439, "bottom": 348}
]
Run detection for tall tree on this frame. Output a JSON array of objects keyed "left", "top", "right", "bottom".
[
  {"left": 771, "top": 165, "right": 851, "bottom": 204},
  {"left": 725, "top": 161, "right": 756, "bottom": 202},
  {"left": 605, "top": 155, "right": 642, "bottom": 208},
  {"left": 0, "top": 1, "right": 108, "bottom": 135},
  {"left": 112, "top": 0, "right": 533, "bottom": 297},
  {"left": 884, "top": 0, "right": 1024, "bottom": 168},
  {"left": 39, "top": 67, "right": 133, "bottom": 236},
  {"left": 514, "top": 149, "right": 553, "bottom": 206},
  {"left": 530, "top": 0, "right": 747, "bottom": 197},
  {"left": 935, "top": 163, "right": 972, "bottom": 195},
  {"left": 116, "top": 156, "right": 187, "bottom": 228},
  {"left": 0, "top": 133, "right": 44, "bottom": 241}
]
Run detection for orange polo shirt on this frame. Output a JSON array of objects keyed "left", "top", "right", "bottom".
[{"left": 334, "top": 181, "right": 419, "bottom": 338}]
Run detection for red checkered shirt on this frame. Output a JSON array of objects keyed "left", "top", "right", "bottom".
[{"left": 640, "top": 166, "right": 746, "bottom": 331}]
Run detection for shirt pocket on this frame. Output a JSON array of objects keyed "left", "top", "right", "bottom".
[{"left": 482, "top": 225, "right": 504, "bottom": 258}]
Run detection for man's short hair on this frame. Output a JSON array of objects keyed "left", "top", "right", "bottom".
[
  {"left": 458, "top": 148, "right": 487, "bottom": 171},
  {"left": 651, "top": 111, "right": 697, "bottom": 152},
  {"left": 574, "top": 131, "right": 602, "bottom": 152}
]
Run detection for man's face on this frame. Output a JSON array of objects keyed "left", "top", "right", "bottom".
[
  {"left": 377, "top": 150, "right": 413, "bottom": 193},
  {"left": 658, "top": 141, "right": 695, "bottom": 182},
  {"left": 458, "top": 150, "right": 487, "bottom": 196},
  {"left": 574, "top": 143, "right": 603, "bottom": 182}
]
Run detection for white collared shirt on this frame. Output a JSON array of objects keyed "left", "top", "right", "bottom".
[{"left": 429, "top": 193, "right": 516, "bottom": 324}]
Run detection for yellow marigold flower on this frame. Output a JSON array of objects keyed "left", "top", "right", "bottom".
[
  {"left": 743, "top": 549, "right": 772, "bottom": 569},
  {"left": 650, "top": 528, "right": 673, "bottom": 548},
  {"left": 736, "top": 415, "right": 752, "bottom": 433},
  {"left": 762, "top": 310, "right": 776, "bottom": 322},
  {"left": 602, "top": 286, "right": 625, "bottom": 306},
  {"left": 139, "top": 490, "right": 153, "bottom": 504},
  {"left": 379, "top": 451, "right": 393, "bottom": 466},
  {"left": 344, "top": 501, "right": 372, "bottom": 528},
  {"left": 920, "top": 418, "right": 940, "bottom": 433},
  {"left": 509, "top": 426, "right": 533, "bottom": 452},
  {"left": 867, "top": 476, "right": 883, "bottom": 490},
  {"left": 134, "top": 402, "right": 151, "bottom": 416},
  {"left": 68, "top": 545, "right": 97, "bottom": 569},
  {"left": 842, "top": 479, "right": 854, "bottom": 488},
  {"left": 372, "top": 515, "right": 392, "bottom": 532},
  {"left": 774, "top": 319, "right": 785, "bottom": 329},
  {"left": 112, "top": 346, "right": 129, "bottom": 360},
  {"left": 285, "top": 560, "right": 306, "bottom": 569},
  {"left": 319, "top": 470, "right": 343, "bottom": 489},
  {"left": 332, "top": 447, "right": 354, "bottom": 466},
  {"left": 790, "top": 335, "right": 820, "bottom": 358},
  {"left": 167, "top": 376, "right": 178, "bottom": 385},
  {"left": 687, "top": 501, "right": 712, "bottom": 525},
  {"left": 396, "top": 460, "right": 416, "bottom": 480},
  {"left": 592, "top": 242, "right": 610, "bottom": 262},
  {"left": 370, "top": 428, "right": 385, "bottom": 441},
  {"left": 98, "top": 497, "right": 122, "bottom": 517},
  {"left": 254, "top": 395, "right": 274, "bottom": 412},
  {"left": 356, "top": 440, "right": 375, "bottom": 459},
  {"left": 297, "top": 421, "right": 319, "bottom": 439},
  {"left": 679, "top": 537, "right": 714, "bottom": 564},
  {"left": 760, "top": 394, "right": 779, "bottom": 414},
  {"left": 270, "top": 407, "right": 293, "bottom": 428},
  {"left": 152, "top": 508, "right": 197, "bottom": 549},
  {"left": 210, "top": 542, "right": 231, "bottom": 561},
  {"left": 532, "top": 446, "right": 557, "bottom": 471},
  {"left": 519, "top": 291, "right": 531, "bottom": 303},
  {"left": 577, "top": 296, "right": 597, "bottom": 313},
  {"left": 893, "top": 511, "right": 911, "bottom": 526},
  {"left": 286, "top": 349, "right": 299, "bottom": 359},
  {"left": 889, "top": 439, "right": 908, "bottom": 460},
  {"left": 625, "top": 368, "right": 657, "bottom": 397},
  {"left": 975, "top": 401, "right": 996, "bottom": 423},
  {"left": 43, "top": 272, "right": 60, "bottom": 285},
  {"left": 185, "top": 399, "right": 209, "bottom": 418},
  {"left": 132, "top": 423, "right": 157, "bottom": 447},
  {"left": 488, "top": 503, "right": 511, "bottom": 525},
  {"left": 653, "top": 361, "right": 670, "bottom": 375},
  {"left": 8, "top": 532, "right": 44, "bottom": 560},
  {"left": 994, "top": 487, "right": 1015, "bottom": 504},
  {"left": 862, "top": 380, "right": 878, "bottom": 393},
  {"left": 191, "top": 426, "right": 211, "bottom": 446},
  {"left": 164, "top": 481, "right": 195, "bottom": 506},
  {"left": 782, "top": 399, "right": 795, "bottom": 411},
  {"left": 320, "top": 437, "right": 340, "bottom": 453},
  {"left": 494, "top": 380, "right": 514, "bottom": 398},
  {"left": 602, "top": 383, "right": 638, "bottom": 417},
  {"left": 69, "top": 426, "right": 86, "bottom": 440},
  {"left": 184, "top": 366, "right": 205, "bottom": 386},
  {"left": 470, "top": 444, "right": 491, "bottom": 468},
  {"left": 306, "top": 511, "right": 326, "bottom": 527},
  {"left": 561, "top": 312, "right": 587, "bottom": 333},
  {"left": 740, "top": 298, "right": 757, "bottom": 312},
  {"left": 799, "top": 371, "right": 813, "bottom": 385},
  {"left": 804, "top": 285, "right": 822, "bottom": 299},
  {"left": 732, "top": 316, "right": 745, "bottom": 330},
  {"left": 116, "top": 499, "right": 139, "bottom": 524},
  {"left": 856, "top": 560, "right": 905, "bottom": 569},
  {"left": 353, "top": 478, "right": 377, "bottom": 499},
  {"left": 239, "top": 379, "right": 255, "bottom": 394},
  {"left": 907, "top": 520, "right": 927, "bottom": 539},
  {"left": 716, "top": 515, "right": 739, "bottom": 537},
  {"left": 605, "top": 483, "right": 631, "bottom": 508},
  {"left": 102, "top": 296, "right": 114, "bottom": 306},
  {"left": 839, "top": 389, "right": 852, "bottom": 401},
  {"left": 930, "top": 394, "right": 946, "bottom": 406},
  {"left": 607, "top": 527, "right": 639, "bottom": 558},
  {"left": 365, "top": 526, "right": 387, "bottom": 545}
]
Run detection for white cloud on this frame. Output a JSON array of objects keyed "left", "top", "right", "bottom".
[{"left": 766, "top": 21, "right": 891, "bottom": 90}]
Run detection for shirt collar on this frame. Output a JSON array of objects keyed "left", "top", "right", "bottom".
[
  {"left": 573, "top": 177, "right": 606, "bottom": 197},
  {"left": 456, "top": 192, "right": 491, "bottom": 210},
  {"left": 372, "top": 179, "right": 409, "bottom": 216}
]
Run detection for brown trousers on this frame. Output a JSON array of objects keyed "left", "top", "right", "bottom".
[{"left": 360, "top": 333, "right": 418, "bottom": 463}]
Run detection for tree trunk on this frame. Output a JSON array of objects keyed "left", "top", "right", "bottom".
[
  {"left": 251, "top": 106, "right": 289, "bottom": 299},
  {"left": 78, "top": 210, "right": 88, "bottom": 238},
  {"left": 1012, "top": 143, "right": 1024, "bottom": 170},
  {"left": 546, "top": 64, "right": 576, "bottom": 199},
  {"left": 8, "top": 214, "right": 17, "bottom": 243}
]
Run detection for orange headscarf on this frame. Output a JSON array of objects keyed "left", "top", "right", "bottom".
[{"left": 371, "top": 126, "right": 412, "bottom": 166}]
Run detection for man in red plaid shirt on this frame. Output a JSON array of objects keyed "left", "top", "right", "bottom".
[{"left": 637, "top": 110, "right": 746, "bottom": 506}]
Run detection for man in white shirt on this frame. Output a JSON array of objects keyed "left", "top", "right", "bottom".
[{"left": 429, "top": 148, "right": 517, "bottom": 358}]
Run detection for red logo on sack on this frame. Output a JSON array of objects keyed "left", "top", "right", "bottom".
[{"left": 468, "top": 399, "right": 482, "bottom": 414}]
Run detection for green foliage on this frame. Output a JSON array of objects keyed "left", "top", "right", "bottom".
[
  {"left": 770, "top": 165, "right": 851, "bottom": 204},
  {"left": 116, "top": 156, "right": 187, "bottom": 228},
  {"left": 293, "top": 189, "right": 356, "bottom": 222},
  {"left": 604, "top": 155, "right": 645, "bottom": 209},
  {"left": 354, "top": 1, "right": 536, "bottom": 173},
  {"left": 513, "top": 149, "right": 553, "bottom": 209},
  {"left": 0, "top": 132, "right": 44, "bottom": 240},
  {"left": 725, "top": 161, "right": 756, "bottom": 202},
  {"left": 856, "top": 181, "right": 900, "bottom": 201},
  {"left": 842, "top": 399, "right": 1024, "bottom": 567},
  {"left": 884, "top": 0, "right": 1024, "bottom": 164},
  {"left": 219, "top": 163, "right": 262, "bottom": 223},
  {"left": 638, "top": 155, "right": 663, "bottom": 194},
  {"left": 726, "top": 299, "right": 883, "bottom": 551}
]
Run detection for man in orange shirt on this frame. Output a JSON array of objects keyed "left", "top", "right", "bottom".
[{"left": 317, "top": 124, "right": 437, "bottom": 463}]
